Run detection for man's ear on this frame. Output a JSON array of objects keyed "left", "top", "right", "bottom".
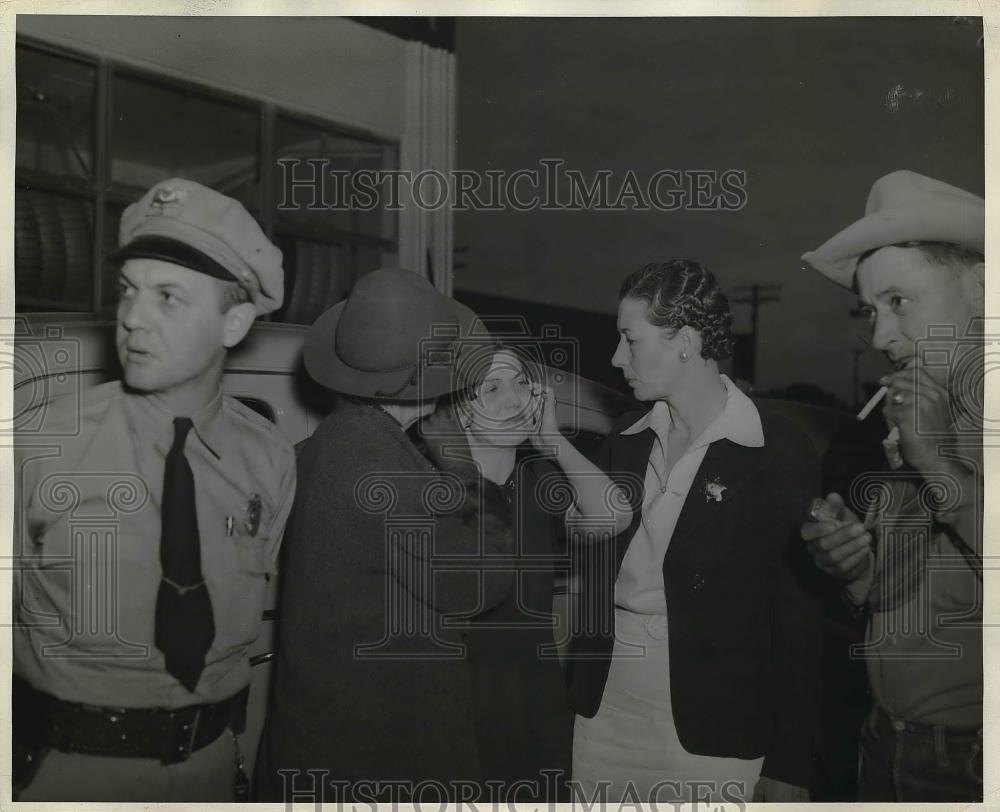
[
  {"left": 222, "top": 302, "right": 257, "bottom": 348},
  {"left": 962, "top": 261, "right": 986, "bottom": 317}
]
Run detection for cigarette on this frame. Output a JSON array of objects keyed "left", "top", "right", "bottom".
[{"left": 856, "top": 386, "right": 888, "bottom": 421}]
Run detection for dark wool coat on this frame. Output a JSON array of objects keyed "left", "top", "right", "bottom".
[
  {"left": 256, "top": 399, "right": 513, "bottom": 802},
  {"left": 463, "top": 452, "right": 574, "bottom": 800},
  {"left": 565, "top": 404, "right": 825, "bottom": 789}
]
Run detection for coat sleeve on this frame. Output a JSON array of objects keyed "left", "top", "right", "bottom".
[
  {"left": 296, "top": 414, "right": 514, "bottom": 623},
  {"left": 564, "top": 410, "right": 642, "bottom": 529},
  {"left": 389, "top": 472, "right": 515, "bottom": 615},
  {"left": 760, "top": 419, "right": 825, "bottom": 788},
  {"left": 389, "top": 407, "right": 515, "bottom": 616}
]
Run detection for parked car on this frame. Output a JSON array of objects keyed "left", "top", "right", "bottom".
[{"left": 12, "top": 313, "right": 850, "bottom": 779}]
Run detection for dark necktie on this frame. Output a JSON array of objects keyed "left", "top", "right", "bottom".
[{"left": 154, "top": 417, "right": 215, "bottom": 692}]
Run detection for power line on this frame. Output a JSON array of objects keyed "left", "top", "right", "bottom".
[{"left": 730, "top": 283, "right": 782, "bottom": 385}]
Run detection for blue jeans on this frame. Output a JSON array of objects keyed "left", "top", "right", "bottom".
[{"left": 858, "top": 705, "right": 982, "bottom": 802}]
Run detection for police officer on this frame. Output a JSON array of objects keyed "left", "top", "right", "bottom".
[{"left": 13, "top": 178, "right": 296, "bottom": 802}]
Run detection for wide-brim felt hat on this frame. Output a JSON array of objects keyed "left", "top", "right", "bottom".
[
  {"left": 801, "top": 169, "right": 984, "bottom": 289},
  {"left": 304, "top": 268, "right": 485, "bottom": 400}
]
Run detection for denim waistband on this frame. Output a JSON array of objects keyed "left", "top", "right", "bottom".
[{"left": 870, "top": 704, "right": 982, "bottom": 742}]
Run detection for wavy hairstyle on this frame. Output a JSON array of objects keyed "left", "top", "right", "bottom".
[
  {"left": 618, "top": 259, "right": 735, "bottom": 361},
  {"left": 447, "top": 338, "right": 544, "bottom": 430}
]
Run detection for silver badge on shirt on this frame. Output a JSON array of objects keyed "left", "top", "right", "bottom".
[{"left": 245, "top": 493, "right": 262, "bottom": 537}]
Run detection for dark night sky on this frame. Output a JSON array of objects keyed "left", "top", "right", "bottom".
[{"left": 453, "top": 17, "right": 984, "bottom": 405}]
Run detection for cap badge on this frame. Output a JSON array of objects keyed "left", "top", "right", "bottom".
[{"left": 148, "top": 186, "right": 187, "bottom": 217}]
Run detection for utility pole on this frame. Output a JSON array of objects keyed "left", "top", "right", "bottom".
[
  {"left": 730, "top": 283, "right": 782, "bottom": 385},
  {"left": 851, "top": 347, "right": 865, "bottom": 411},
  {"left": 848, "top": 303, "right": 873, "bottom": 409}
]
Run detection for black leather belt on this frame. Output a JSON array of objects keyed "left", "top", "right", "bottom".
[
  {"left": 13, "top": 677, "right": 249, "bottom": 765},
  {"left": 870, "top": 704, "right": 982, "bottom": 743}
]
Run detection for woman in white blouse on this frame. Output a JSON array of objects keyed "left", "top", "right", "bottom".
[{"left": 566, "top": 260, "right": 822, "bottom": 804}]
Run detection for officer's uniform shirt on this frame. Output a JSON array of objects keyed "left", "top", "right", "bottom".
[{"left": 14, "top": 380, "right": 296, "bottom": 709}]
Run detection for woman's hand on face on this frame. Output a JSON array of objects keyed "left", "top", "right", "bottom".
[{"left": 529, "top": 382, "right": 562, "bottom": 449}]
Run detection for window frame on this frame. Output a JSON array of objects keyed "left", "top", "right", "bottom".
[{"left": 15, "top": 34, "right": 400, "bottom": 317}]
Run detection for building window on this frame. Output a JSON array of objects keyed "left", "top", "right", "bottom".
[
  {"left": 271, "top": 114, "right": 398, "bottom": 323},
  {"left": 110, "top": 71, "right": 262, "bottom": 210},
  {"left": 14, "top": 38, "right": 399, "bottom": 325},
  {"left": 16, "top": 46, "right": 97, "bottom": 312}
]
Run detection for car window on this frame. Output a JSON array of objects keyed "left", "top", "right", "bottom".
[{"left": 235, "top": 396, "right": 277, "bottom": 424}]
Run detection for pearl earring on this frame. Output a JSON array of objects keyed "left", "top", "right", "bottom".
[{"left": 680, "top": 351, "right": 689, "bottom": 362}]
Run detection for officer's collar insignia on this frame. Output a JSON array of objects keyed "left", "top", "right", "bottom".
[
  {"left": 245, "top": 493, "right": 262, "bottom": 537},
  {"left": 149, "top": 186, "right": 187, "bottom": 217}
]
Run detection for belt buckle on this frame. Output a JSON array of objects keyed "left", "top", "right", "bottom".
[{"left": 163, "top": 707, "right": 201, "bottom": 765}]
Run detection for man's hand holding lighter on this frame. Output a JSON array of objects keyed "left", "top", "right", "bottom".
[{"left": 801, "top": 493, "right": 874, "bottom": 591}]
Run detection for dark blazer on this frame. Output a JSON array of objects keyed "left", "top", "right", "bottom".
[
  {"left": 256, "top": 399, "right": 514, "bottom": 800},
  {"left": 566, "top": 402, "right": 823, "bottom": 788}
]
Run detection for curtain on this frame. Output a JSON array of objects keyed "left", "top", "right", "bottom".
[{"left": 399, "top": 41, "right": 456, "bottom": 296}]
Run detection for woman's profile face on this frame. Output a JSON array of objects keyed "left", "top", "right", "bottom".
[
  {"left": 465, "top": 349, "right": 536, "bottom": 447},
  {"left": 611, "top": 296, "right": 686, "bottom": 401}
]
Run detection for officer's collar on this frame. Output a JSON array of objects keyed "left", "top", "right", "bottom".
[{"left": 123, "top": 387, "right": 225, "bottom": 460}]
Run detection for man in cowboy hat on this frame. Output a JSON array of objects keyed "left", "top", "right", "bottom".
[
  {"left": 255, "top": 269, "right": 516, "bottom": 802},
  {"left": 14, "top": 178, "right": 295, "bottom": 801},
  {"left": 800, "top": 170, "right": 984, "bottom": 802}
]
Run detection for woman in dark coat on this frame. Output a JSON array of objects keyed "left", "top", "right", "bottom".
[{"left": 434, "top": 344, "right": 631, "bottom": 802}]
